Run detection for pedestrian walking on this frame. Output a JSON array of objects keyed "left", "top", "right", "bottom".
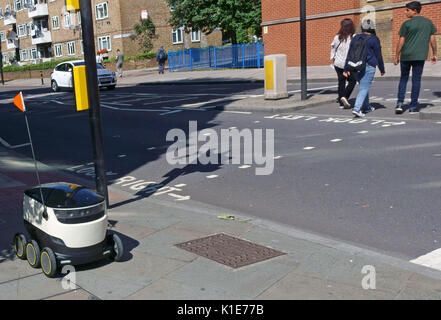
[
  {"left": 394, "top": 1, "right": 437, "bottom": 114},
  {"left": 96, "top": 51, "right": 103, "bottom": 65},
  {"left": 330, "top": 18, "right": 357, "bottom": 109},
  {"left": 116, "top": 49, "right": 124, "bottom": 78},
  {"left": 156, "top": 46, "right": 168, "bottom": 74},
  {"left": 343, "top": 19, "right": 385, "bottom": 118}
]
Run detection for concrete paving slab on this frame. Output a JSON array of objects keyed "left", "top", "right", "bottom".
[
  {"left": 134, "top": 227, "right": 205, "bottom": 262},
  {"left": 84, "top": 251, "right": 187, "bottom": 287},
  {"left": 256, "top": 272, "right": 395, "bottom": 300},
  {"left": 0, "top": 259, "right": 41, "bottom": 284},
  {"left": 73, "top": 271, "right": 145, "bottom": 300},
  {"left": 291, "top": 246, "right": 414, "bottom": 294},
  {"left": 126, "top": 278, "right": 232, "bottom": 300},
  {"left": 108, "top": 221, "right": 155, "bottom": 241},
  {"left": 45, "top": 289, "right": 98, "bottom": 300},
  {"left": 171, "top": 214, "right": 255, "bottom": 237},
  {"left": 166, "top": 255, "right": 295, "bottom": 299},
  {"left": 242, "top": 228, "right": 323, "bottom": 261},
  {"left": 0, "top": 273, "right": 68, "bottom": 300}
]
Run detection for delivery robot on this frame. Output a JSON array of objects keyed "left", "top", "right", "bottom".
[{"left": 13, "top": 182, "right": 123, "bottom": 277}]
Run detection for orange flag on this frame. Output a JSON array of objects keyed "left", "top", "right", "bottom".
[{"left": 13, "top": 92, "right": 26, "bottom": 112}]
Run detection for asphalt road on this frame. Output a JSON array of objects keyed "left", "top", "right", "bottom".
[{"left": 1, "top": 80, "right": 441, "bottom": 262}]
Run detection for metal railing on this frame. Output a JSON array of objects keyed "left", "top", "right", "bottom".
[{"left": 168, "top": 42, "right": 264, "bottom": 72}]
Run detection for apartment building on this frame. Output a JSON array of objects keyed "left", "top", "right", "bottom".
[
  {"left": 261, "top": 0, "right": 441, "bottom": 66},
  {"left": 0, "top": 0, "right": 222, "bottom": 65}
]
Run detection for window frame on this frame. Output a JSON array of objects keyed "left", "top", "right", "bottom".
[
  {"left": 97, "top": 35, "right": 111, "bottom": 51},
  {"left": 67, "top": 41, "right": 76, "bottom": 56},
  {"left": 172, "top": 27, "right": 184, "bottom": 45},
  {"left": 54, "top": 43, "right": 62, "bottom": 57},
  {"left": 52, "top": 16, "right": 59, "bottom": 30},
  {"left": 95, "top": 2, "right": 108, "bottom": 20}
]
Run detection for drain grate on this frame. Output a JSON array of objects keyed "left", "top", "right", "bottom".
[{"left": 175, "top": 233, "right": 286, "bottom": 269}]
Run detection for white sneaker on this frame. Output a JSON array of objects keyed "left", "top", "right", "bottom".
[
  {"left": 352, "top": 110, "right": 365, "bottom": 118},
  {"left": 340, "top": 97, "right": 351, "bottom": 109}
]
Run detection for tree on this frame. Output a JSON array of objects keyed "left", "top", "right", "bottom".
[
  {"left": 166, "top": 0, "right": 262, "bottom": 44},
  {"left": 131, "top": 18, "right": 157, "bottom": 53}
]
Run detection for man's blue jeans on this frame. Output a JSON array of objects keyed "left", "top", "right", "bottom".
[
  {"left": 354, "top": 66, "right": 376, "bottom": 112},
  {"left": 397, "top": 60, "right": 425, "bottom": 110}
]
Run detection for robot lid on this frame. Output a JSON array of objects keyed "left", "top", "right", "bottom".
[{"left": 24, "top": 182, "right": 105, "bottom": 209}]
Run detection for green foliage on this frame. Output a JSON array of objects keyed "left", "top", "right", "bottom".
[
  {"left": 2, "top": 58, "right": 78, "bottom": 72},
  {"left": 166, "top": 0, "right": 262, "bottom": 44},
  {"left": 131, "top": 18, "right": 158, "bottom": 53}
]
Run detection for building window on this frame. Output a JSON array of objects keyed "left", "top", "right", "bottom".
[
  {"left": 172, "top": 28, "right": 183, "bottom": 44},
  {"left": 64, "top": 13, "right": 71, "bottom": 28},
  {"left": 0, "top": 32, "right": 4, "bottom": 42},
  {"left": 17, "top": 24, "right": 27, "bottom": 37},
  {"left": 0, "top": 8, "right": 3, "bottom": 19},
  {"left": 81, "top": 40, "right": 83, "bottom": 54},
  {"left": 98, "top": 35, "right": 111, "bottom": 51},
  {"left": 52, "top": 16, "right": 59, "bottom": 30},
  {"left": 14, "top": 0, "right": 23, "bottom": 12},
  {"left": 78, "top": 11, "right": 81, "bottom": 24},
  {"left": 95, "top": 3, "right": 108, "bottom": 20},
  {"left": 54, "top": 44, "right": 62, "bottom": 57},
  {"left": 20, "top": 49, "right": 28, "bottom": 61},
  {"left": 26, "top": 22, "right": 32, "bottom": 35},
  {"left": 30, "top": 48, "right": 38, "bottom": 60},
  {"left": 3, "top": 53, "right": 8, "bottom": 64},
  {"left": 191, "top": 29, "right": 200, "bottom": 43},
  {"left": 67, "top": 41, "right": 75, "bottom": 55},
  {"left": 5, "top": 5, "right": 10, "bottom": 13}
]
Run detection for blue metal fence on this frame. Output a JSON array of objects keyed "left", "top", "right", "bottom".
[{"left": 168, "top": 42, "right": 264, "bottom": 72}]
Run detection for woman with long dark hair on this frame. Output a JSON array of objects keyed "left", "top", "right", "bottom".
[{"left": 330, "top": 18, "right": 357, "bottom": 108}]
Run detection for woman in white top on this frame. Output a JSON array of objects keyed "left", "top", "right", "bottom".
[{"left": 330, "top": 18, "right": 356, "bottom": 108}]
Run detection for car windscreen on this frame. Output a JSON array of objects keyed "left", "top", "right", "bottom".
[{"left": 72, "top": 62, "right": 85, "bottom": 66}]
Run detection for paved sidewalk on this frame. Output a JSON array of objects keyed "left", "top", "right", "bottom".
[{"left": 2, "top": 146, "right": 441, "bottom": 300}]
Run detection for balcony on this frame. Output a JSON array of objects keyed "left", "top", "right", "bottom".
[
  {"left": 4, "top": 12, "right": 16, "bottom": 26},
  {"left": 28, "top": 4, "right": 48, "bottom": 19},
  {"left": 31, "top": 29, "right": 52, "bottom": 45},
  {"left": 7, "top": 38, "right": 18, "bottom": 49}
]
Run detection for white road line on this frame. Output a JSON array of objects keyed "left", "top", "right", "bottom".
[
  {"left": 51, "top": 100, "right": 66, "bottom": 105},
  {"left": 160, "top": 110, "right": 182, "bottom": 116},
  {"left": 331, "top": 139, "right": 342, "bottom": 142},
  {"left": 303, "top": 147, "right": 315, "bottom": 150},
  {"left": 411, "top": 248, "right": 441, "bottom": 271},
  {"left": 273, "top": 156, "right": 283, "bottom": 160},
  {"left": 10, "top": 143, "right": 31, "bottom": 149},
  {"left": 147, "top": 147, "right": 156, "bottom": 150},
  {"left": 206, "top": 175, "right": 219, "bottom": 179},
  {"left": 239, "top": 165, "right": 251, "bottom": 169},
  {"left": 174, "top": 184, "right": 187, "bottom": 188},
  {"left": 288, "top": 85, "right": 338, "bottom": 94},
  {"left": 0, "top": 137, "right": 11, "bottom": 148},
  {"left": 101, "top": 104, "right": 163, "bottom": 112},
  {"left": 117, "top": 155, "right": 127, "bottom": 158},
  {"left": 143, "top": 97, "right": 195, "bottom": 105},
  {"left": 358, "top": 131, "right": 369, "bottom": 134},
  {"left": 225, "top": 111, "right": 252, "bottom": 114}
]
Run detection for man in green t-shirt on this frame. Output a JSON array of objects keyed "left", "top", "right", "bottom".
[{"left": 394, "top": 1, "right": 437, "bottom": 114}]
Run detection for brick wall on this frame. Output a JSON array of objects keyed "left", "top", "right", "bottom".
[{"left": 262, "top": 0, "right": 441, "bottom": 66}]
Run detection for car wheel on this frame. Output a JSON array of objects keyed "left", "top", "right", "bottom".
[
  {"left": 107, "top": 85, "right": 116, "bottom": 90},
  {"left": 41, "top": 247, "right": 58, "bottom": 278},
  {"left": 13, "top": 233, "right": 27, "bottom": 260},
  {"left": 26, "top": 240, "right": 41, "bottom": 268},
  {"left": 51, "top": 80, "right": 60, "bottom": 92}
]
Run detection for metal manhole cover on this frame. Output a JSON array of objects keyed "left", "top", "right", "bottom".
[{"left": 175, "top": 233, "right": 286, "bottom": 268}]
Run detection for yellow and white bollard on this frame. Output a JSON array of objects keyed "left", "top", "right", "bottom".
[{"left": 264, "top": 54, "right": 288, "bottom": 100}]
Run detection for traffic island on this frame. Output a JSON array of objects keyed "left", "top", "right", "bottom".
[
  {"left": 419, "top": 106, "right": 441, "bottom": 120},
  {"left": 216, "top": 93, "right": 336, "bottom": 113}
]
